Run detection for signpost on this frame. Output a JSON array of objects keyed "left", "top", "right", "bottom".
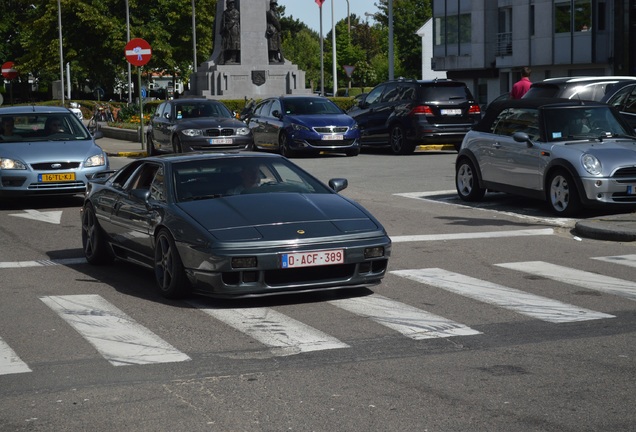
[
  {"left": 2, "top": 61, "right": 18, "bottom": 105},
  {"left": 124, "top": 38, "right": 152, "bottom": 150},
  {"left": 343, "top": 65, "right": 355, "bottom": 96}
]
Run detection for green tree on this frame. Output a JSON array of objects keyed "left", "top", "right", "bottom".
[{"left": 375, "top": 0, "right": 432, "bottom": 79}]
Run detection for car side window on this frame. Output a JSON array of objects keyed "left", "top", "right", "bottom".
[
  {"left": 492, "top": 108, "right": 539, "bottom": 139},
  {"left": 270, "top": 100, "right": 282, "bottom": 117},
  {"left": 365, "top": 85, "right": 385, "bottom": 106},
  {"left": 623, "top": 88, "right": 636, "bottom": 115},
  {"left": 155, "top": 103, "right": 166, "bottom": 118},
  {"left": 254, "top": 100, "right": 272, "bottom": 117},
  {"left": 380, "top": 83, "right": 400, "bottom": 103},
  {"left": 400, "top": 84, "right": 417, "bottom": 101},
  {"left": 149, "top": 166, "right": 166, "bottom": 202},
  {"left": 607, "top": 85, "right": 633, "bottom": 109},
  {"left": 127, "top": 163, "right": 160, "bottom": 191}
]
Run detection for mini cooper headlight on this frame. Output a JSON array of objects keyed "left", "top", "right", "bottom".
[
  {"left": 582, "top": 154, "right": 602, "bottom": 175},
  {"left": 0, "top": 158, "right": 27, "bottom": 170},
  {"left": 181, "top": 129, "right": 203, "bottom": 137},
  {"left": 85, "top": 153, "right": 106, "bottom": 167}
]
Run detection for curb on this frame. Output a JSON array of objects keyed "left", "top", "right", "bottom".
[
  {"left": 106, "top": 150, "right": 148, "bottom": 158},
  {"left": 574, "top": 218, "right": 636, "bottom": 242}
]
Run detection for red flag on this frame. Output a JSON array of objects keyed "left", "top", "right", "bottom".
[{"left": 315, "top": 0, "right": 325, "bottom": 7}]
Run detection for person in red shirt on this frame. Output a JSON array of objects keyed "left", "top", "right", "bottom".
[{"left": 511, "top": 67, "right": 532, "bottom": 99}]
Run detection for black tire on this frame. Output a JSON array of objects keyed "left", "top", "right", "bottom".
[
  {"left": 172, "top": 136, "right": 183, "bottom": 154},
  {"left": 81, "top": 204, "right": 114, "bottom": 265},
  {"left": 454, "top": 142, "right": 462, "bottom": 152},
  {"left": 154, "top": 229, "right": 190, "bottom": 299},
  {"left": 547, "top": 169, "right": 581, "bottom": 217},
  {"left": 279, "top": 133, "right": 295, "bottom": 158},
  {"left": 87, "top": 118, "right": 98, "bottom": 134},
  {"left": 345, "top": 148, "right": 360, "bottom": 157},
  {"left": 147, "top": 134, "right": 158, "bottom": 156},
  {"left": 456, "top": 158, "right": 485, "bottom": 202},
  {"left": 390, "top": 125, "right": 416, "bottom": 155}
]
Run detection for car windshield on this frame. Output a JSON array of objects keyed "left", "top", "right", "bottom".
[
  {"left": 0, "top": 113, "right": 90, "bottom": 142},
  {"left": 282, "top": 99, "right": 342, "bottom": 115},
  {"left": 543, "top": 106, "right": 633, "bottom": 142},
  {"left": 174, "top": 102, "right": 232, "bottom": 120},
  {"left": 173, "top": 157, "right": 332, "bottom": 202}
]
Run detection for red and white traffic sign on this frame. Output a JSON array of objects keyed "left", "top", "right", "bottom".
[
  {"left": 125, "top": 38, "right": 152, "bottom": 67},
  {"left": 2, "top": 62, "right": 18, "bottom": 80}
]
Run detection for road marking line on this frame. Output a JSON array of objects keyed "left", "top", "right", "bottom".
[
  {"left": 0, "top": 337, "right": 31, "bottom": 376},
  {"left": 496, "top": 261, "right": 636, "bottom": 301},
  {"left": 392, "top": 268, "right": 614, "bottom": 323},
  {"left": 592, "top": 254, "right": 636, "bottom": 269},
  {"left": 329, "top": 294, "right": 481, "bottom": 339},
  {"left": 0, "top": 258, "right": 86, "bottom": 269},
  {"left": 391, "top": 228, "right": 554, "bottom": 243},
  {"left": 40, "top": 295, "right": 191, "bottom": 366},
  {"left": 394, "top": 191, "right": 574, "bottom": 227},
  {"left": 192, "top": 304, "right": 349, "bottom": 356}
]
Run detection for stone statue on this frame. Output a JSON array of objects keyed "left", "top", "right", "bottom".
[
  {"left": 220, "top": 0, "right": 241, "bottom": 64},
  {"left": 265, "top": 0, "right": 284, "bottom": 63}
]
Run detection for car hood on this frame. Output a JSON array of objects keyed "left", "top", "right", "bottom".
[
  {"left": 285, "top": 114, "right": 355, "bottom": 127},
  {"left": 0, "top": 139, "right": 103, "bottom": 163},
  {"left": 552, "top": 139, "right": 636, "bottom": 173},
  {"left": 178, "top": 193, "right": 382, "bottom": 241},
  {"left": 175, "top": 117, "right": 245, "bottom": 129}
]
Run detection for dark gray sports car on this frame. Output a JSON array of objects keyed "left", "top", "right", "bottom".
[{"left": 81, "top": 152, "right": 391, "bottom": 299}]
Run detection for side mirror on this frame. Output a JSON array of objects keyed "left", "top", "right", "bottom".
[
  {"left": 512, "top": 131, "right": 533, "bottom": 147},
  {"left": 271, "top": 110, "right": 282, "bottom": 119},
  {"left": 130, "top": 188, "right": 151, "bottom": 203},
  {"left": 328, "top": 178, "right": 348, "bottom": 192},
  {"left": 92, "top": 130, "right": 104, "bottom": 140}
]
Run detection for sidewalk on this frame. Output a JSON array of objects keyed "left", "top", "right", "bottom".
[{"left": 98, "top": 135, "right": 147, "bottom": 158}]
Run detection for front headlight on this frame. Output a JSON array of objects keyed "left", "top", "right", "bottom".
[
  {"left": 291, "top": 123, "right": 311, "bottom": 132},
  {"left": 181, "top": 129, "right": 203, "bottom": 137},
  {"left": 0, "top": 158, "right": 27, "bottom": 170},
  {"left": 85, "top": 153, "right": 106, "bottom": 167},
  {"left": 236, "top": 127, "right": 250, "bottom": 136},
  {"left": 350, "top": 122, "right": 359, "bottom": 130},
  {"left": 582, "top": 154, "right": 602, "bottom": 175}
]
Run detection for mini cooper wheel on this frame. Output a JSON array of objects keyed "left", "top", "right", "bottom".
[
  {"left": 81, "top": 204, "right": 114, "bottom": 265},
  {"left": 390, "top": 125, "right": 416, "bottom": 155},
  {"left": 547, "top": 169, "right": 581, "bottom": 216},
  {"left": 456, "top": 158, "right": 485, "bottom": 202}
]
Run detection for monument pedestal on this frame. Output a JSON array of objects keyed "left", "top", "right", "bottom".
[{"left": 188, "top": 0, "right": 310, "bottom": 100}]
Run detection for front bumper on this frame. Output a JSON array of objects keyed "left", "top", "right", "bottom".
[
  {"left": 0, "top": 166, "right": 110, "bottom": 197},
  {"left": 181, "top": 135, "right": 253, "bottom": 152},
  {"left": 580, "top": 176, "right": 636, "bottom": 205}
]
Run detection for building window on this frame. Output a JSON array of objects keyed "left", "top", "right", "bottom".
[
  {"left": 459, "top": 14, "right": 471, "bottom": 43},
  {"left": 434, "top": 17, "right": 444, "bottom": 46},
  {"left": 555, "top": 1, "right": 572, "bottom": 33},
  {"left": 575, "top": 0, "right": 592, "bottom": 31},
  {"left": 530, "top": 5, "right": 535, "bottom": 36}
]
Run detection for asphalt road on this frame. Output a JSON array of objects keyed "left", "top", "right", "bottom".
[{"left": 1, "top": 149, "right": 635, "bottom": 431}]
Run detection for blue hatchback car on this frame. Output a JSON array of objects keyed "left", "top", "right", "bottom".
[{"left": 247, "top": 96, "right": 360, "bottom": 157}]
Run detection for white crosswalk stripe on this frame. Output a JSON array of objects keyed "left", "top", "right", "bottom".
[
  {"left": 592, "top": 254, "right": 636, "bottom": 269},
  {"left": 391, "top": 268, "right": 614, "bottom": 323},
  {"left": 0, "top": 336, "right": 31, "bottom": 376},
  {"left": 40, "top": 295, "right": 191, "bottom": 366},
  {"left": 1, "top": 255, "right": 634, "bottom": 375},
  {"left": 329, "top": 294, "right": 481, "bottom": 339},
  {"left": 496, "top": 261, "right": 636, "bottom": 301},
  {"left": 192, "top": 303, "right": 350, "bottom": 355}
]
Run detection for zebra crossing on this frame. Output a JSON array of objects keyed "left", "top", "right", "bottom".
[{"left": 2, "top": 254, "right": 636, "bottom": 376}]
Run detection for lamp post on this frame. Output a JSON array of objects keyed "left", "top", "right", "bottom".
[
  {"left": 331, "top": 0, "right": 337, "bottom": 96},
  {"left": 57, "top": 0, "right": 65, "bottom": 105},
  {"left": 126, "top": 0, "right": 132, "bottom": 103},
  {"left": 192, "top": 0, "right": 197, "bottom": 74},
  {"left": 345, "top": 0, "right": 350, "bottom": 38},
  {"left": 388, "top": 0, "right": 394, "bottom": 80}
]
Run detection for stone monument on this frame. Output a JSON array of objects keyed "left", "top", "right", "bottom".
[{"left": 188, "top": 0, "right": 310, "bottom": 99}]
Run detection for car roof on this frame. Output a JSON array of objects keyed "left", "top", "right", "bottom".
[
  {"left": 474, "top": 98, "right": 607, "bottom": 132},
  {"left": 536, "top": 76, "right": 636, "bottom": 85},
  {"left": 0, "top": 105, "right": 71, "bottom": 115}
]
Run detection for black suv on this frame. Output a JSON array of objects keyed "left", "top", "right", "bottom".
[{"left": 347, "top": 78, "right": 481, "bottom": 154}]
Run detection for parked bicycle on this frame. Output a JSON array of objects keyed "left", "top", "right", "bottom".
[{"left": 87, "top": 103, "right": 114, "bottom": 133}]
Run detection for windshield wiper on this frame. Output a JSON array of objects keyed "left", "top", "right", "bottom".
[{"left": 181, "top": 194, "right": 224, "bottom": 201}]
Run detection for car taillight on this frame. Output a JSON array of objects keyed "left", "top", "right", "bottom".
[
  {"left": 410, "top": 105, "right": 434, "bottom": 116},
  {"left": 468, "top": 104, "right": 481, "bottom": 114}
]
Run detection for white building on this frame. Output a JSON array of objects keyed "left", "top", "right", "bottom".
[{"left": 416, "top": 19, "right": 447, "bottom": 80}]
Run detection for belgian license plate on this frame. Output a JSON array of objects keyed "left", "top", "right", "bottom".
[
  {"left": 441, "top": 109, "right": 462, "bottom": 116},
  {"left": 628, "top": 185, "right": 636, "bottom": 195},
  {"left": 210, "top": 138, "right": 232, "bottom": 144},
  {"left": 39, "top": 172, "right": 76, "bottom": 182},
  {"left": 322, "top": 134, "right": 344, "bottom": 141},
  {"left": 281, "top": 249, "right": 344, "bottom": 269}
]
